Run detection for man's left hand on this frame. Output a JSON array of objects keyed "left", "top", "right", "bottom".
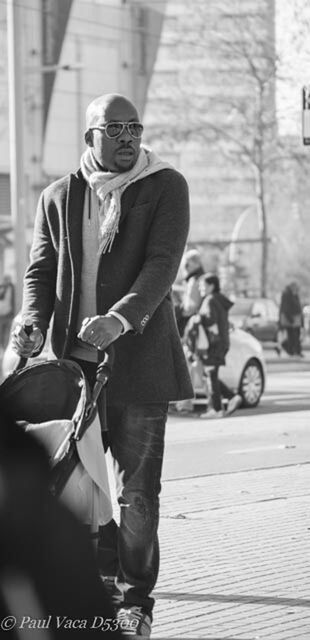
[{"left": 78, "top": 315, "right": 123, "bottom": 350}]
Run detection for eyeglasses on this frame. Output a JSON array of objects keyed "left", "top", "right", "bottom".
[{"left": 91, "top": 121, "right": 144, "bottom": 139}]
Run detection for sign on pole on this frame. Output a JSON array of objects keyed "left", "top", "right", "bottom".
[{"left": 302, "top": 86, "right": 310, "bottom": 145}]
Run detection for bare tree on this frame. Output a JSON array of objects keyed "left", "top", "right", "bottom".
[{"left": 145, "top": 0, "right": 308, "bottom": 296}]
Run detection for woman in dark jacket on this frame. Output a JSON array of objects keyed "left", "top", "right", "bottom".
[
  {"left": 183, "top": 273, "right": 243, "bottom": 418},
  {"left": 197, "top": 273, "right": 233, "bottom": 417}
]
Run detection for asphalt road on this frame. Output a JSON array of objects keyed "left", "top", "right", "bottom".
[{"left": 163, "top": 357, "right": 310, "bottom": 481}]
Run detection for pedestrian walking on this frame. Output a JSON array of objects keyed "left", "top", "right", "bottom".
[
  {"left": 171, "top": 249, "right": 204, "bottom": 413},
  {"left": 279, "top": 281, "right": 304, "bottom": 356},
  {"left": 184, "top": 273, "right": 242, "bottom": 419},
  {"left": 180, "top": 249, "right": 204, "bottom": 329},
  {"left": 11, "top": 92, "right": 193, "bottom": 637}
]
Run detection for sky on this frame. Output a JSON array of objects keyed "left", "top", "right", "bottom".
[{"left": 276, "top": 0, "right": 310, "bottom": 136}]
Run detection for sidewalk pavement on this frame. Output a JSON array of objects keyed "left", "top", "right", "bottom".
[{"left": 151, "top": 463, "right": 310, "bottom": 639}]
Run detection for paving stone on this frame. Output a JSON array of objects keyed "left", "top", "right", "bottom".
[{"left": 152, "top": 464, "right": 310, "bottom": 639}]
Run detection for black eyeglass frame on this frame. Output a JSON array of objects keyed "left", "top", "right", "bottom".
[{"left": 90, "top": 121, "right": 144, "bottom": 139}]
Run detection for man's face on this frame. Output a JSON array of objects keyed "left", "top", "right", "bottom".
[
  {"left": 185, "top": 257, "right": 198, "bottom": 276},
  {"left": 86, "top": 97, "right": 142, "bottom": 172}
]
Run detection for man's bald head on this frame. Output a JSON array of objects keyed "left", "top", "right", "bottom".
[{"left": 85, "top": 93, "right": 139, "bottom": 131}]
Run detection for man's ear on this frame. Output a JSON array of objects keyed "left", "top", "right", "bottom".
[{"left": 85, "top": 129, "right": 93, "bottom": 147}]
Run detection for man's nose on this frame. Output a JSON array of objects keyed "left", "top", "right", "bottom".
[{"left": 118, "top": 125, "right": 132, "bottom": 143}]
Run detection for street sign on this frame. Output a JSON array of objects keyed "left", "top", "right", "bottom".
[{"left": 302, "top": 85, "right": 310, "bottom": 145}]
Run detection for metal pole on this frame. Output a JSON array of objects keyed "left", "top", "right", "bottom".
[
  {"left": 7, "top": 0, "right": 27, "bottom": 313},
  {"left": 228, "top": 206, "right": 254, "bottom": 266},
  {"left": 75, "top": 36, "right": 83, "bottom": 162}
]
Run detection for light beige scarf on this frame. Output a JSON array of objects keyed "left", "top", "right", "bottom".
[{"left": 80, "top": 145, "right": 172, "bottom": 254}]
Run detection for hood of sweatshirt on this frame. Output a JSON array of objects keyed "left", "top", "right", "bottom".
[{"left": 213, "top": 292, "right": 234, "bottom": 312}]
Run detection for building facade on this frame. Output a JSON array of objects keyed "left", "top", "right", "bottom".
[{"left": 0, "top": 0, "right": 164, "bottom": 307}]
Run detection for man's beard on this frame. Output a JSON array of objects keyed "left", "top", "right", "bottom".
[{"left": 114, "top": 158, "right": 136, "bottom": 173}]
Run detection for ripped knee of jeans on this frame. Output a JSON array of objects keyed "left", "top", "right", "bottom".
[{"left": 119, "top": 492, "right": 159, "bottom": 526}]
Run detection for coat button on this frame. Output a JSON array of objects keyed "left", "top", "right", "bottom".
[{"left": 141, "top": 314, "right": 150, "bottom": 327}]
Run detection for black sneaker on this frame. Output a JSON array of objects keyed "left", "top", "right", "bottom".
[{"left": 226, "top": 394, "right": 242, "bottom": 416}]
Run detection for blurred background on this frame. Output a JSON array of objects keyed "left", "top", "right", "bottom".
[{"left": 0, "top": 0, "right": 310, "bottom": 321}]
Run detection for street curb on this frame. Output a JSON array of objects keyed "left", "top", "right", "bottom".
[{"left": 161, "top": 460, "right": 310, "bottom": 483}]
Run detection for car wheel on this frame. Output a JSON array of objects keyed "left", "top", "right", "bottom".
[{"left": 239, "top": 358, "right": 264, "bottom": 407}]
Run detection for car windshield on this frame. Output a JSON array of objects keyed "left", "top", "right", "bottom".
[{"left": 230, "top": 300, "right": 253, "bottom": 316}]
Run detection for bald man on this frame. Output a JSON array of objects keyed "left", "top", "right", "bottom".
[{"left": 13, "top": 93, "right": 193, "bottom": 636}]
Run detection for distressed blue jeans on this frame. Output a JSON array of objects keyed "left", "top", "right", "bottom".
[
  {"left": 71, "top": 359, "right": 168, "bottom": 615},
  {"left": 107, "top": 402, "right": 168, "bottom": 615}
]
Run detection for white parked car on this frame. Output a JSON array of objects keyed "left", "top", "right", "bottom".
[
  {"left": 2, "top": 318, "right": 266, "bottom": 409},
  {"left": 190, "top": 326, "right": 266, "bottom": 409}
]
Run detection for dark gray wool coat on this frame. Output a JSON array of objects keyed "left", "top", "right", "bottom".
[{"left": 22, "top": 168, "right": 193, "bottom": 404}]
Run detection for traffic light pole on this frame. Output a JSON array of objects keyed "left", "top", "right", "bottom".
[{"left": 7, "top": 0, "right": 27, "bottom": 313}]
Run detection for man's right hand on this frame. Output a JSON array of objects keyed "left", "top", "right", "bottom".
[{"left": 11, "top": 324, "right": 44, "bottom": 358}]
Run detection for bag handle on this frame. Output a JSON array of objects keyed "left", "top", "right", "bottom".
[
  {"left": 15, "top": 323, "right": 33, "bottom": 371},
  {"left": 74, "top": 343, "right": 115, "bottom": 440}
]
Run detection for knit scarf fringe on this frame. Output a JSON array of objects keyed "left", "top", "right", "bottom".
[{"left": 80, "top": 145, "right": 172, "bottom": 254}]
